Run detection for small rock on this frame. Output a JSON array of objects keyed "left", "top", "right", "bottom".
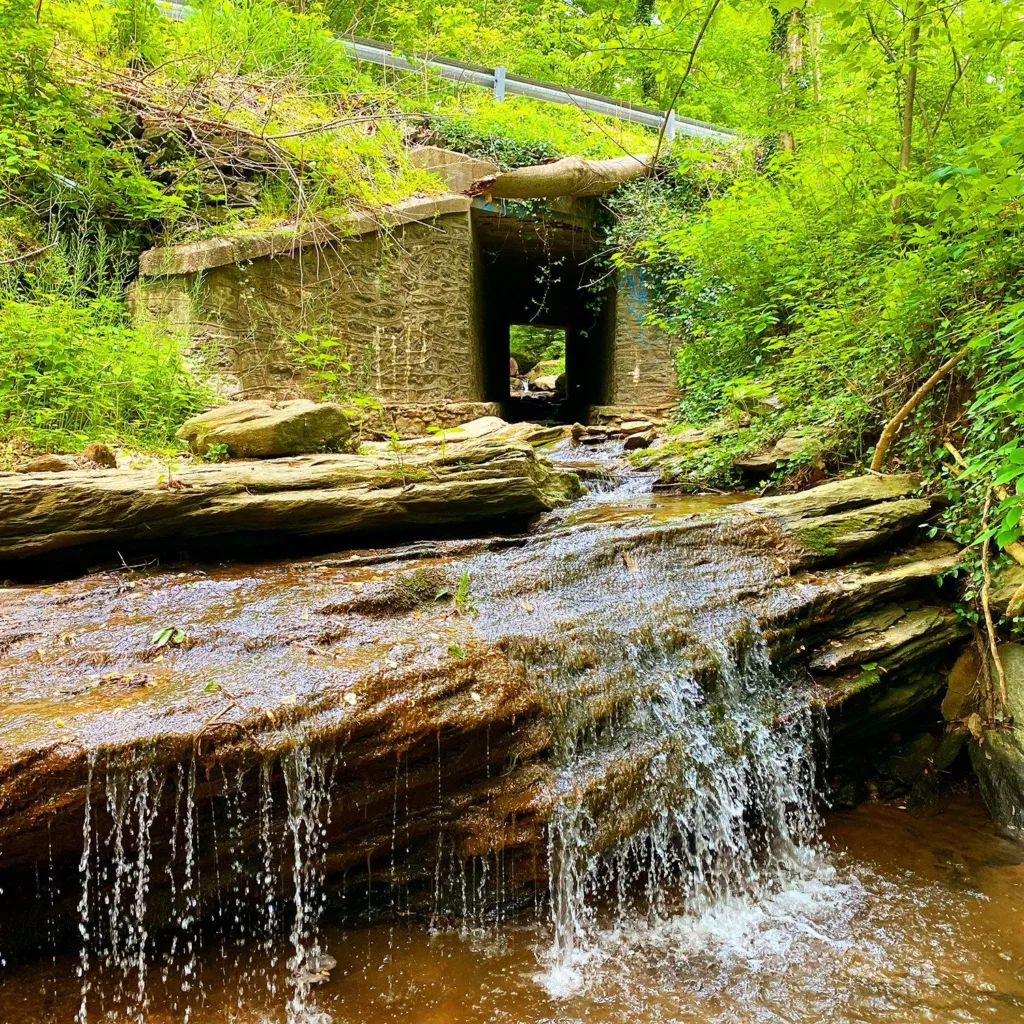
[
  {"left": 307, "top": 952, "right": 337, "bottom": 972},
  {"left": 81, "top": 442, "right": 117, "bottom": 468},
  {"left": 619, "top": 420, "right": 654, "bottom": 436},
  {"left": 624, "top": 430, "right": 654, "bottom": 451},
  {"left": 18, "top": 454, "right": 84, "bottom": 473}
]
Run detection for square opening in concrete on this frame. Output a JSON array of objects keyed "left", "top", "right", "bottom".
[
  {"left": 509, "top": 325, "right": 567, "bottom": 408},
  {"left": 474, "top": 206, "right": 614, "bottom": 423}
]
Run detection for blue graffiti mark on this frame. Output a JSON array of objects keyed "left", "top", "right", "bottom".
[{"left": 621, "top": 269, "right": 659, "bottom": 350}]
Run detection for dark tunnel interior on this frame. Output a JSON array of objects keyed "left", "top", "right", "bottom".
[{"left": 473, "top": 207, "right": 614, "bottom": 423}]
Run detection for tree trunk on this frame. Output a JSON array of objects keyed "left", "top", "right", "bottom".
[
  {"left": 892, "top": 9, "right": 920, "bottom": 211},
  {"left": 870, "top": 345, "right": 969, "bottom": 472},
  {"left": 469, "top": 154, "right": 654, "bottom": 200}
]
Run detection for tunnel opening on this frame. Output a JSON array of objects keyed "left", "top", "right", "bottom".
[{"left": 474, "top": 205, "right": 614, "bottom": 423}]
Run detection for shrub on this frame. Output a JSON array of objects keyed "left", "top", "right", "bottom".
[{"left": 0, "top": 297, "right": 210, "bottom": 450}]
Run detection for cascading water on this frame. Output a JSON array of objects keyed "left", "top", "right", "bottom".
[
  {"left": 541, "top": 620, "right": 822, "bottom": 991},
  {"left": 67, "top": 745, "right": 339, "bottom": 1024},
  {"left": 7, "top": 464, "right": 1022, "bottom": 1023},
  {"left": 281, "top": 744, "right": 337, "bottom": 1024}
]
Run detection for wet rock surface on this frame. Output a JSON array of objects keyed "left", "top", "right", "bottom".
[{"left": 0, "top": 467, "right": 967, "bottom": 960}]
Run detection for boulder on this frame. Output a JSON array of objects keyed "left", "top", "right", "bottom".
[
  {"left": 783, "top": 499, "right": 932, "bottom": 563},
  {"left": 177, "top": 400, "right": 351, "bottom": 458},
  {"left": 530, "top": 374, "right": 564, "bottom": 393},
  {"left": 971, "top": 729, "right": 1024, "bottom": 829},
  {"left": 623, "top": 430, "right": 654, "bottom": 451},
  {"left": 969, "top": 644, "right": 1024, "bottom": 828}
]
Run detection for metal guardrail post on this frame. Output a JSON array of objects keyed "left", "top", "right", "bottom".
[
  {"left": 493, "top": 65, "right": 506, "bottom": 102},
  {"left": 665, "top": 110, "right": 676, "bottom": 143}
]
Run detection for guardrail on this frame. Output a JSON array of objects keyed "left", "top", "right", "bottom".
[{"left": 157, "top": 1, "right": 736, "bottom": 143}]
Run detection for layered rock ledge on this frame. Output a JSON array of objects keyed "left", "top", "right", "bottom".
[
  {"left": 0, "top": 473, "right": 965, "bottom": 956},
  {"left": 0, "top": 434, "right": 580, "bottom": 564}
]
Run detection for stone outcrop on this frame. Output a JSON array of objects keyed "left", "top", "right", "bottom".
[
  {"left": 747, "top": 474, "right": 933, "bottom": 563},
  {"left": 970, "top": 644, "right": 1024, "bottom": 827},
  {"left": 0, "top": 435, "right": 581, "bottom": 563},
  {"left": 177, "top": 399, "right": 351, "bottom": 458},
  {"left": 0, "top": 472, "right": 965, "bottom": 954}
]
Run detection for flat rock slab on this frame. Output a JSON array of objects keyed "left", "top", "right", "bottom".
[
  {"left": 178, "top": 399, "right": 351, "bottom": 457},
  {"left": 0, "top": 436, "right": 581, "bottom": 561}
]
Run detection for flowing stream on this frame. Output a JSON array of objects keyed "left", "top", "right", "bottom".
[{"left": 1, "top": 457, "right": 1022, "bottom": 1023}]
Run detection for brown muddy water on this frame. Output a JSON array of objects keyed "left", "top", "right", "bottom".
[{"left": 2, "top": 794, "right": 1022, "bottom": 1023}]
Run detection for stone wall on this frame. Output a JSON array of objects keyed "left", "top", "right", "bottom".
[
  {"left": 133, "top": 197, "right": 483, "bottom": 406},
  {"left": 133, "top": 195, "right": 680, "bottom": 421},
  {"left": 606, "top": 268, "right": 678, "bottom": 409}
]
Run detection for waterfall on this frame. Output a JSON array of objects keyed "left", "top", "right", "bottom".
[
  {"left": 69, "top": 744, "right": 338, "bottom": 1024},
  {"left": 281, "top": 744, "right": 337, "bottom": 1024},
  {"left": 542, "top": 621, "right": 822, "bottom": 989}
]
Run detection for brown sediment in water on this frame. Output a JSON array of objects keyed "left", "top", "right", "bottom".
[{"left": 2, "top": 791, "right": 1022, "bottom": 1023}]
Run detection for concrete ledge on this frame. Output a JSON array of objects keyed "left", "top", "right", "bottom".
[
  {"left": 409, "top": 146, "right": 499, "bottom": 193},
  {"left": 138, "top": 194, "right": 472, "bottom": 277}
]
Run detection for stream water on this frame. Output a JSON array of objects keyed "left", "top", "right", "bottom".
[
  {"left": 3, "top": 792, "right": 1022, "bottom": 1023},
  {"left": 1, "top": 451, "right": 1022, "bottom": 1023}
]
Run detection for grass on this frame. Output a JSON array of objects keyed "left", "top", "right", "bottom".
[
  {"left": 2, "top": 0, "right": 663, "bottom": 458},
  {"left": 0, "top": 297, "right": 211, "bottom": 454}
]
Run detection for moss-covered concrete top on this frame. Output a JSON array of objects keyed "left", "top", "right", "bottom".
[{"left": 138, "top": 194, "right": 473, "bottom": 277}]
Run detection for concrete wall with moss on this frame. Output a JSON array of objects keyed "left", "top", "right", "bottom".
[
  {"left": 134, "top": 197, "right": 679, "bottom": 417},
  {"left": 134, "top": 201, "right": 482, "bottom": 405},
  {"left": 605, "top": 268, "right": 679, "bottom": 410}
]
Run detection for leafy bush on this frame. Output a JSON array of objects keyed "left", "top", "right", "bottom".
[
  {"left": 0, "top": 298, "right": 210, "bottom": 450},
  {"left": 607, "top": 0, "right": 1024, "bottom": 567},
  {"left": 509, "top": 325, "right": 565, "bottom": 366}
]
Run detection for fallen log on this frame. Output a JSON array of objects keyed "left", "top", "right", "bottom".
[
  {"left": 469, "top": 154, "right": 653, "bottom": 199},
  {"left": 0, "top": 435, "right": 581, "bottom": 562}
]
